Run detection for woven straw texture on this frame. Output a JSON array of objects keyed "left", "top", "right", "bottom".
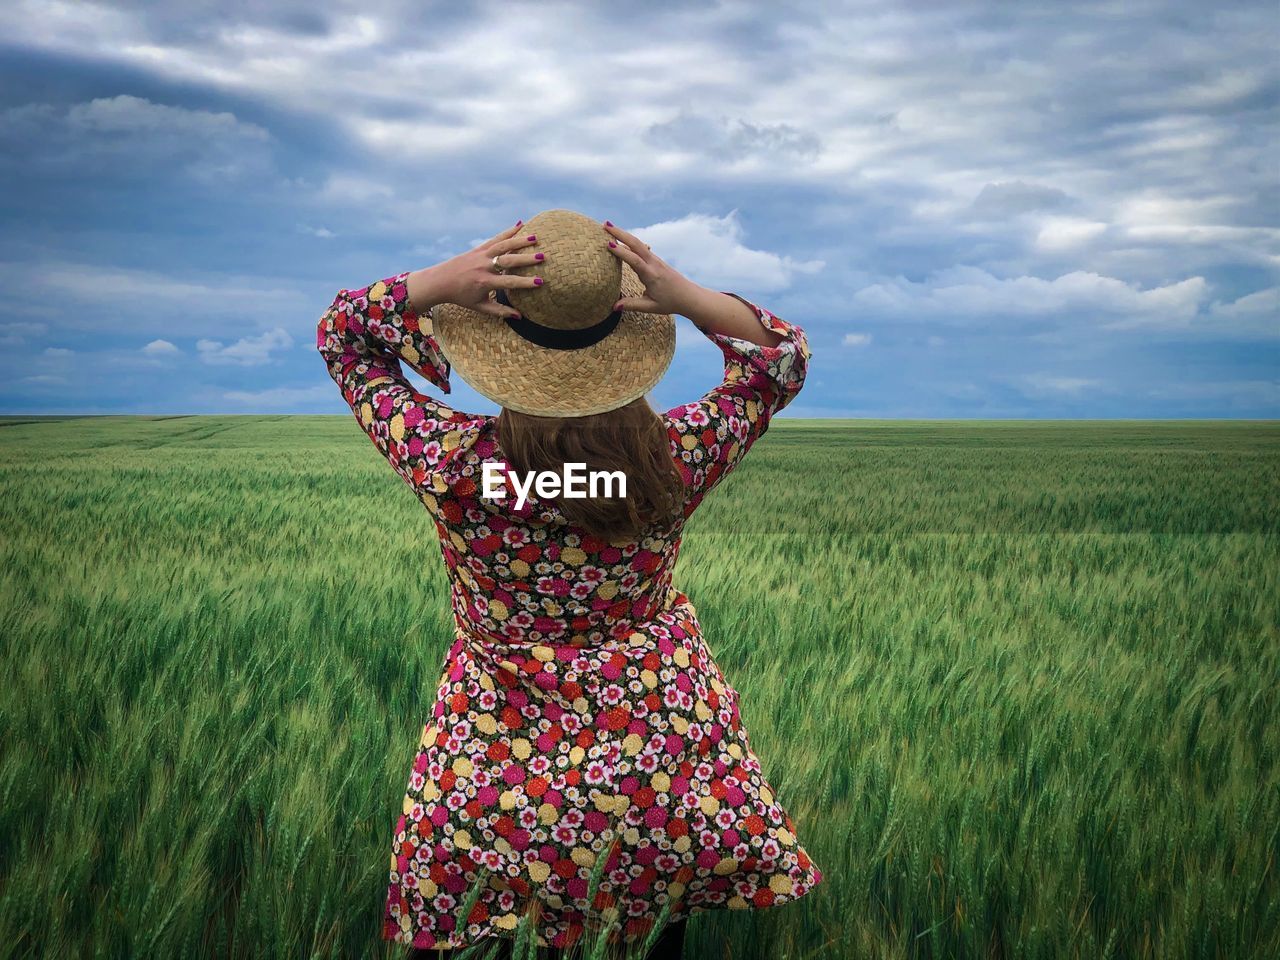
[{"left": 432, "top": 208, "right": 676, "bottom": 418}]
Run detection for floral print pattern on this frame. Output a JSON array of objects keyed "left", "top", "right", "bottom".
[{"left": 317, "top": 272, "right": 821, "bottom": 950}]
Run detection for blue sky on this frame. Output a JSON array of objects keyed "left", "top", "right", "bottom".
[{"left": 0, "top": 0, "right": 1275, "bottom": 418}]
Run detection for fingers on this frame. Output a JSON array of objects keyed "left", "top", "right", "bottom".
[
  {"left": 493, "top": 251, "right": 545, "bottom": 271},
  {"left": 476, "top": 298, "right": 521, "bottom": 320},
  {"left": 613, "top": 295, "right": 661, "bottom": 313},
  {"left": 482, "top": 219, "right": 525, "bottom": 247},
  {"left": 602, "top": 222, "right": 653, "bottom": 262},
  {"left": 489, "top": 233, "right": 539, "bottom": 256},
  {"left": 491, "top": 273, "right": 545, "bottom": 290},
  {"left": 605, "top": 236, "right": 648, "bottom": 274}
]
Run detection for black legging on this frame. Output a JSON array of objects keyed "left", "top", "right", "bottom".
[{"left": 408, "top": 916, "right": 687, "bottom": 959}]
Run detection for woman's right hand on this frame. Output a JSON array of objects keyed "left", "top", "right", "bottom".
[
  {"left": 410, "top": 221, "right": 547, "bottom": 320},
  {"left": 602, "top": 221, "right": 705, "bottom": 316}
]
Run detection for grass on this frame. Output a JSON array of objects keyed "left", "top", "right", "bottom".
[{"left": 0, "top": 416, "right": 1277, "bottom": 958}]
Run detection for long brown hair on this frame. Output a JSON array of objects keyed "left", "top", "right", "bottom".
[{"left": 496, "top": 396, "right": 685, "bottom": 541}]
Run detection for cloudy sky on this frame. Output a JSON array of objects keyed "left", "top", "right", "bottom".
[{"left": 0, "top": 0, "right": 1275, "bottom": 418}]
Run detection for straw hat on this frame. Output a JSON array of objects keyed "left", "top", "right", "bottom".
[{"left": 431, "top": 208, "right": 676, "bottom": 418}]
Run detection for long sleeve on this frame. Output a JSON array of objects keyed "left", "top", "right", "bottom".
[
  {"left": 663, "top": 292, "right": 810, "bottom": 517},
  {"left": 316, "top": 270, "right": 488, "bottom": 498}
]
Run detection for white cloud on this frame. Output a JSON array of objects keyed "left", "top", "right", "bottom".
[
  {"left": 1036, "top": 217, "right": 1108, "bottom": 251},
  {"left": 852, "top": 266, "right": 1209, "bottom": 325},
  {"left": 0, "top": 260, "right": 305, "bottom": 314},
  {"left": 198, "top": 328, "right": 294, "bottom": 366},
  {"left": 630, "top": 210, "right": 823, "bottom": 292},
  {"left": 841, "top": 332, "right": 872, "bottom": 347},
  {"left": 43, "top": 346, "right": 72, "bottom": 357},
  {"left": 142, "top": 339, "right": 180, "bottom": 356}
]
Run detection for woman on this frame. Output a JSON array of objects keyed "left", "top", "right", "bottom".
[{"left": 316, "top": 209, "right": 822, "bottom": 957}]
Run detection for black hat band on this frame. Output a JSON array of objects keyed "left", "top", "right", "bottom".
[{"left": 495, "top": 288, "right": 622, "bottom": 351}]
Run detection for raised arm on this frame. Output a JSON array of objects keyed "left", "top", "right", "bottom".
[
  {"left": 316, "top": 222, "right": 551, "bottom": 502},
  {"left": 316, "top": 271, "right": 481, "bottom": 498},
  {"left": 664, "top": 292, "right": 808, "bottom": 513},
  {"left": 601, "top": 220, "right": 810, "bottom": 515}
]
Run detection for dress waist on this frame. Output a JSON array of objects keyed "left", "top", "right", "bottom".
[{"left": 449, "top": 583, "right": 690, "bottom": 648}]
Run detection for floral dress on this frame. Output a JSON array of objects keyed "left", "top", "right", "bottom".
[{"left": 316, "top": 271, "right": 823, "bottom": 950}]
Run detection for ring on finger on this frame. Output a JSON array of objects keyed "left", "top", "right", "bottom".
[{"left": 491, "top": 255, "right": 504, "bottom": 273}]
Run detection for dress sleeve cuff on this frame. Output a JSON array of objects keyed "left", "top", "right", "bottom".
[{"left": 704, "top": 291, "right": 810, "bottom": 398}]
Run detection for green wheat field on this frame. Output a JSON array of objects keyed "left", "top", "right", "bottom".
[{"left": 1, "top": 415, "right": 1277, "bottom": 959}]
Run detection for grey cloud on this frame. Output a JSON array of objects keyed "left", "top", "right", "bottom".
[
  {"left": 970, "top": 181, "right": 1073, "bottom": 218},
  {"left": 645, "top": 109, "right": 821, "bottom": 161},
  {"left": 0, "top": 94, "right": 272, "bottom": 181}
]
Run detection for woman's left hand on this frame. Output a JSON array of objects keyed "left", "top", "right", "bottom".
[{"left": 408, "top": 221, "right": 547, "bottom": 319}]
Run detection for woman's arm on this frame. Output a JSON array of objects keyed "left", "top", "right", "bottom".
[
  {"left": 316, "top": 272, "right": 474, "bottom": 496},
  {"left": 664, "top": 295, "right": 809, "bottom": 514},
  {"left": 315, "top": 222, "right": 549, "bottom": 500},
  {"left": 672, "top": 284, "right": 786, "bottom": 348}
]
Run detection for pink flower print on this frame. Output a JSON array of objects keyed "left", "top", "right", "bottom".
[
  {"left": 696, "top": 849, "right": 719, "bottom": 870},
  {"left": 585, "top": 762, "right": 608, "bottom": 784},
  {"left": 503, "top": 527, "right": 530, "bottom": 547},
  {"left": 579, "top": 565, "right": 605, "bottom": 585},
  {"left": 527, "top": 755, "right": 551, "bottom": 775},
  {"left": 518, "top": 807, "right": 538, "bottom": 829},
  {"left": 552, "top": 823, "right": 578, "bottom": 844},
  {"left": 446, "top": 792, "right": 467, "bottom": 811},
  {"left": 423, "top": 440, "right": 443, "bottom": 465},
  {"left": 536, "top": 576, "right": 571, "bottom": 597},
  {"left": 636, "top": 753, "right": 659, "bottom": 773},
  {"left": 685, "top": 405, "right": 711, "bottom": 427}
]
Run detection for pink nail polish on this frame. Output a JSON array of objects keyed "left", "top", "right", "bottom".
[
  {"left": 608, "top": 241, "right": 617, "bottom": 248},
  {"left": 527, "top": 234, "right": 536, "bottom": 241},
  {"left": 515, "top": 219, "right": 522, "bottom": 226},
  {"left": 534, "top": 252, "right": 545, "bottom": 260},
  {"left": 605, "top": 220, "right": 614, "bottom": 227},
  {"left": 534, "top": 277, "right": 544, "bottom": 285}
]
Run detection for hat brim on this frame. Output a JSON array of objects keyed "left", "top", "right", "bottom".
[{"left": 432, "top": 260, "right": 676, "bottom": 418}]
